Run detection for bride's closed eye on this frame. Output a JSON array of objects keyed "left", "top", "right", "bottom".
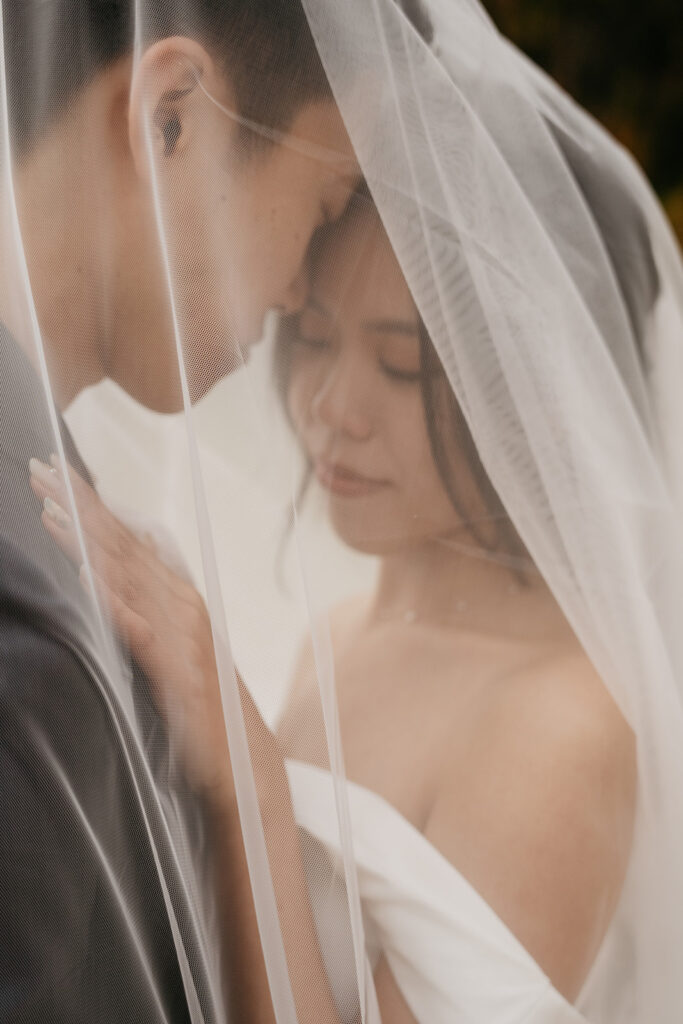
[
  {"left": 378, "top": 360, "right": 422, "bottom": 383},
  {"left": 374, "top": 330, "right": 423, "bottom": 384}
]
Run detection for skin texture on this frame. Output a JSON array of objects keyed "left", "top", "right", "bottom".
[
  {"left": 29, "top": 207, "right": 637, "bottom": 1022},
  {"left": 0, "top": 37, "right": 361, "bottom": 411}
]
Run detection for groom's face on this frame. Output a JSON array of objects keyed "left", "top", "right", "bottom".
[
  {"left": 156, "top": 85, "right": 362, "bottom": 403},
  {"left": 222, "top": 100, "right": 362, "bottom": 349}
]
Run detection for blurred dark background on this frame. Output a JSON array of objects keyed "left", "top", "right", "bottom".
[{"left": 485, "top": 0, "right": 683, "bottom": 242}]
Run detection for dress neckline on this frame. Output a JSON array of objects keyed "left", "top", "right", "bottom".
[{"left": 285, "top": 757, "right": 587, "bottom": 1021}]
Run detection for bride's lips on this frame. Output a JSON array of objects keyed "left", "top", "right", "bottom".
[{"left": 314, "top": 459, "right": 389, "bottom": 498}]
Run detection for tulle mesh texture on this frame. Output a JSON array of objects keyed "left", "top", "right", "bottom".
[{"left": 2, "top": 1, "right": 683, "bottom": 1022}]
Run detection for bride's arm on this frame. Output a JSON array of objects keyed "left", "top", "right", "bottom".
[
  {"left": 423, "top": 654, "right": 637, "bottom": 1003},
  {"left": 203, "top": 679, "right": 343, "bottom": 1024},
  {"left": 206, "top": 708, "right": 420, "bottom": 1024}
]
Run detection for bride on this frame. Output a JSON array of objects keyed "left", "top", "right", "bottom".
[{"left": 30, "top": 189, "right": 638, "bottom": 1023}]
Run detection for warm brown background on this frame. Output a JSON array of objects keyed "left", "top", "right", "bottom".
[{"left": 486, "top": 0, "right": 683, "bottom": 242}]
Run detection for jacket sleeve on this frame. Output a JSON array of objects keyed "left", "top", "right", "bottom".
[{"left": 0, "top": 610, "right": 187, "bottom": 1024}]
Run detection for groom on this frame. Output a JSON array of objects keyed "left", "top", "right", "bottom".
[{"left": 0, "top": 2, "right": 360, "bottom": 1021}]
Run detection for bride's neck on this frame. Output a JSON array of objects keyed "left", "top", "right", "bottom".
[{"left": 369, "top": 533, "right": 570, "bottom": 643}]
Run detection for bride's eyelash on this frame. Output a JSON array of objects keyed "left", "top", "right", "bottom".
[{"left": 379, "top": 361, "right": 422, "bottom": 383}]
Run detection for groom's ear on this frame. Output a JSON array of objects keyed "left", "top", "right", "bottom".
[{"left": 128, "top": 36, "right": 229, "bottom": 178}]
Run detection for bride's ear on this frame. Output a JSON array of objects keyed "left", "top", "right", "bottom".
[{"left": 128, "top": 36, "right": 225, "bottom": 178}]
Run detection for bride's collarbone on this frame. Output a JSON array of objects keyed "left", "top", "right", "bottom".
[
  {"left": 289, "top": 648, "right": 503, "bottom": 829},
  {"left": 282, "top": 620, "right": 601, "bottom": 832}
]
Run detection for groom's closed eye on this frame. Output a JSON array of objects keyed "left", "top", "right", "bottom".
[
  {"left": 297, "top": 305, "right": 334, "bottom": 350},
  {"left": 296, "top": 333, "right": 332, "bottom": 353}
]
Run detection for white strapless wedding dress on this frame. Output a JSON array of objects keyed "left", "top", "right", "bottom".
[{"left": 286, "top": 759, "right": 632, "bottom": 1024}]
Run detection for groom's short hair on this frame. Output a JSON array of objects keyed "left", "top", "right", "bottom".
[
  {"left": 3, "top": 1, "right": 331, "bottom": 160},
  {"left": 4, "top": 0, "right": 433, "bottom": 161}
]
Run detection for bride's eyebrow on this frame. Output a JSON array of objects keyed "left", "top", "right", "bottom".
[{"left": 304, "top": 300, "right": 418, "bottom": 339}]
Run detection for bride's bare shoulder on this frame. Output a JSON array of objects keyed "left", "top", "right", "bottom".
[
  {"left": 426, "top": 648, "right": 636, "bottom": 1001},
  {"left": 484, "top": 648, "right": 636, "bottom": 772}
]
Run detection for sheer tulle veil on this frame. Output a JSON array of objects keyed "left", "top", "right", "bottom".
[{"left": 1, "top": 1, "right": 683, "bottom": 1022}]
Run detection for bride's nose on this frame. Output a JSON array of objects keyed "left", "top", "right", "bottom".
[{"left": 311, "top": 354, "right": 373, "bottom": 442}]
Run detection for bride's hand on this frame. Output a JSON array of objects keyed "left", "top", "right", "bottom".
[{"left": 28, "top": 456, "right": 234, "bottom": 804}]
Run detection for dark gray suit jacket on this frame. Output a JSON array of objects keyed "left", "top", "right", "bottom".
[{"left": 0, "top": 326, "right": 219, "bottom": 1023}]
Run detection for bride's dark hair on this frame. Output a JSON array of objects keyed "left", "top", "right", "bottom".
[
  {"left": 275, "top": 147, "right": 659, "bottom": 564},
  {"left": 274, "top": 187, "right": 530, "bottom": 562}
]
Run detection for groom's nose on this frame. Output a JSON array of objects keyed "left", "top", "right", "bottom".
[{"left": 280, "top": 267, "right": 308, "bottom": 316}]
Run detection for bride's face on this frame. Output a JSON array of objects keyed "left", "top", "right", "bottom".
[{"left": 286, "top": 211, "right": 464, "bottom": 555}]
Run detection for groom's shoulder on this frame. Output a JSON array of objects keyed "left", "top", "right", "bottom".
[
  {"left": 0, "top": 324, "right": 55, "bottom": 461},
  {"left": 0, "top": 532, "right": 104, "bottom": 715},
  {"left": 0, "top": 467, "right": 93, "bottom": 647},
  {"left": 0, "top": 600, "right": 106, "bottom": 736},
  {"left": 0, "top": 344, "right": 93, "bottom": 642},
  {"left": 0, "top": 472, "right": 104, "bottom": 749},
  {"left": 0, "top": 605, "right": 120, "bottom": 849}
]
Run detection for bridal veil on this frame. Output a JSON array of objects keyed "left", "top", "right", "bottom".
[{"left": 1, "top": 1, "right": 683, "bottom": 1021}]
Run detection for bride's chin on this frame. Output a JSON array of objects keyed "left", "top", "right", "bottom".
[{"left": 330, "top": 519, "right": 416, "bottom": 558}]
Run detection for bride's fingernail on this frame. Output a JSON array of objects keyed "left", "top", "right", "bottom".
[
  {"left": 49, "top": 453, "right": 65, "bottom": 475},
  {"left": 43, "top": 496, "right": 72, "bottom": 529},
  {"left": 29, "top": 457, "right": 58, "bottom": 487}
]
